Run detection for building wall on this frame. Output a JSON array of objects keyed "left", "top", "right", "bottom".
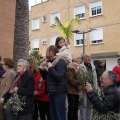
[
  {"left": 29, "top": 0, "right": 70, "bottom": 56},
  {"left": 0, "top": 0, "right": 16, "bottom": 58},
  {"left": 29, "top": 0, "right": 120, "bottom": 58},
  {"left": 93, "top": 57, "right": 118, "bottom": 70}
]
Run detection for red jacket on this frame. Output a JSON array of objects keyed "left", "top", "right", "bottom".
[
  {"left": 34, "top": 71, "right": 49, "bottom": 101},
  {"left": 113, "top": 65, "right": 120, "bottom": 82}
]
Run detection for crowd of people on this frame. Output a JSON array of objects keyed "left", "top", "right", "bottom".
[{"left": 0, "top": 36, "right": 120, "bottom": 120}]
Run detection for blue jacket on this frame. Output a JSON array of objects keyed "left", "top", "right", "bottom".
[{"left": 41, "top": 59, "right": 68, "bottom": 94}]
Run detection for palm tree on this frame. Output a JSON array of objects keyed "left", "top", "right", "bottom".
[
  {"left": 54, "top": 17, "right": 80, "bottom": 45},
  {"left": 30, "top": 51, "right": 44, "bottom": 66},
  {"left": 13, "top": 0, "right": 29, "bottom": 66}
]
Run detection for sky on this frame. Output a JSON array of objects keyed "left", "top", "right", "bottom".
[
  {"left": 29, "top": 0, "right": 36, "bottom": 10},
  {"left": 29, "top": 0, "right": 47, "bottom": 10}
]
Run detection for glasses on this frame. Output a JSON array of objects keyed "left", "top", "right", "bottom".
[{"left": 99, "top": 76, "right": 110, "bottom": 81}]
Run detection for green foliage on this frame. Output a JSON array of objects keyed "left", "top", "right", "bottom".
[
  {"left": 75, "top": 70, "right": 93, "bottom": 84},
  {"left": 54, "top": 17, "right": 80, "bottom": 44},
  {"left": 91, "top": 110, "right": 120, "bottom": 120},
  {"left": 5, "top": 92, "right": 26, "bottom": 117},
  {"left": 30, "top": 51, "right": 44, "bottom": 66}
]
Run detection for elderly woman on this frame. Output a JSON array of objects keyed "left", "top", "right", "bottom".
[
  {"left": 0, "top": 58, "right": 16, "bottom": 120},
  {"left": 1, "top": 59, "right": 34, "bottom": 120},
  {"left": 66, "top": 54, "right": 83, "bottom": 120}
]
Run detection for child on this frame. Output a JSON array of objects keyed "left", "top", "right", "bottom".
[
  {"left": 39, "top": 37, "right": 72, "bottom": 70},
  {"left": 52, "top": 36, "right": 72, "bottom": 66}
]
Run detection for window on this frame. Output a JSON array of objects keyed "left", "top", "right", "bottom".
[
  {"left": 50, "top": 35, "right": 60, "bottom": 45},
  {"left": 42, "top": 38, "right": 47, "bottom": 44},
  {"left": 90, "top": 1, "right": 102, "bottom": 17},
  {"left": 74, "top": 5, "right": 85, "bottom": 19},
  {"left": 50, "top": 12, "right": 60, "bottom": 26},
  {"left": 32, "top": 18, "right": 39, "bottom": 30},
  {"left": 90, "top": 27, "right": 103, "bottom": 44},
  {"left": 42, "top": 16, "right": 46, "bottom": 22},
  {"left": 74, "top": 33, "right": 86, "bottom": 46},
  {"left": 32, "top": 39, "right": 39, "bottom": 50}
]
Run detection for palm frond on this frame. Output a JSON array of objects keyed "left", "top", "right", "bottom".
[
  {"left": 54, "top": 17, "right": 64, "bottom": 31},
  {"left": 54, "top": 17, "right": 80, "bottom": 44},
  {"left": 64, "top": 17, "right": 80, "bottom": 40}
]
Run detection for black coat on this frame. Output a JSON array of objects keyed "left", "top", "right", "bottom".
[
  {"left": 87, "top": 84, "right": 120, "bottom": 113},
  {"left": 40, "top": 59, "right": 68, "bottom": 94},
  {"left": 3, "top": 71, "right": 35, "bottom": 115},
  {"left": 96, "top": 65, "right": 106, "bottom": 79}
]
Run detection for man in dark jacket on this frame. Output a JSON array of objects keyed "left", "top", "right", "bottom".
[
  {"left": 41, "top": 45, "right": 68, "bottom": 120},
  {"left": 85, "top": 71, "right": 120, "bottom": 115}
]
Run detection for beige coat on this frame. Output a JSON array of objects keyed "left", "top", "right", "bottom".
[
  {"left": 0, "top": 69, "right": 16, "bottom": 98},
  {"left": 0, "top": 69, "right": 16, "bottom": 120},
  {"left": 56, "top": 45, "right": 72, "bottom": 63},
  {"left": 66, "top": 62, "right": 83, "bottom": 96}
]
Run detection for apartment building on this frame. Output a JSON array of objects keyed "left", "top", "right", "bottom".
[
  {"left": 0, "top": 0, "right": 16, "bottom": 58},
  {"left": 29, "top": 0, "right": 120, "bottom": 70}
]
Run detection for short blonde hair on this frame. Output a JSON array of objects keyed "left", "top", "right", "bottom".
[
  {"left": 72, "top": 54, "right": 81, "bottom": 62},
  {"left": 98, "top": 59, "right": 106, "bottom": 65}
]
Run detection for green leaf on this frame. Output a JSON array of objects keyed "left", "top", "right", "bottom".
[
  {"left": 30, "top": 51, "right": 44, "bottom": 66},
  {"left": 5, "top": 92, "right": 26, "bottom": 117},
  {"left": 54, "top": 17, "right": 80, "bottom": 44}
]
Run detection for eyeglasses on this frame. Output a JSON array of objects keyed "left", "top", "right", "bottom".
[{"left": 99, "top": 76, "right": 110, "bottom": 81}]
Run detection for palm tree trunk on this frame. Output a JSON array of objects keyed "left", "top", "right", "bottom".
[{"left": 13, "top": 0, "right": 29, "bottom": 67}]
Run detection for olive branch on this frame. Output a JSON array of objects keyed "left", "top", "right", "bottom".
[
  {"left": 75, "top": 69, "right": 93, "bottom": 85},
  {"left": 4, "top": 92, "right": 26, "bottom": 117}
]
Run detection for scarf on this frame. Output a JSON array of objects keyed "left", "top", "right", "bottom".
[
  {"left": 9, "top": 71, "right": 26, "bottom": 94},
  {"left": 52, "top": 56, "right": 69, "bottom": 67}
]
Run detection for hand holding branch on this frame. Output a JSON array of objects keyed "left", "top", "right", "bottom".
[{"left": 85, "top": 82, "right": 93, "bottom": 93}]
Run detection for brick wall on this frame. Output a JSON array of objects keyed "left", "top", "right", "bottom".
[{"left": 0, "top": 0, "right": 16, "bottom": 58}]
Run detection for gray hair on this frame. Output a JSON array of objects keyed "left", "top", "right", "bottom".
[
  {"left": 18, "top": 59, "right": 30, "bottom": 69},
  {"left": 107, "top": 71, "right": 118, "bottom": 84},
  {"left": 72, "top": 54, "right": 81, "bottom": 62}
]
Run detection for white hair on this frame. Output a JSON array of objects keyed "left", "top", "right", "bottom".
[
  {"left": 72, "top": 54, "right": 81, "bottom": 61},
  {"left": 18, "top": 59, "right": 30, "bottom": 68}
]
